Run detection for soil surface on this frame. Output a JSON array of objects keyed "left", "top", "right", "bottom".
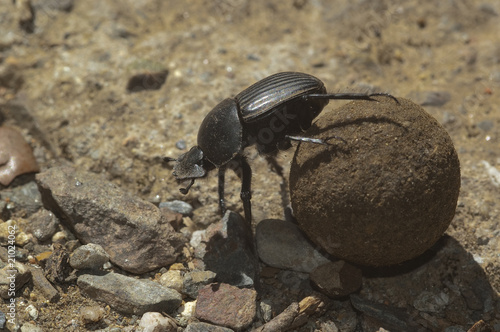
[{"left": 1, "top": 0, "right": 499, "bottom": 331}]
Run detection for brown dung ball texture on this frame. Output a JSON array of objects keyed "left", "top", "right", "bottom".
[{"left": 289, "top": 97, "right": 460, "bottom": 267}]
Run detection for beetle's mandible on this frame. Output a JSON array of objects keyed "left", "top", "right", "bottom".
[{"left": 165, "top": 71, "right": 396, "bottom": 222}]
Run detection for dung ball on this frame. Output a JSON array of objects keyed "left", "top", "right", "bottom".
[{"left": 289, "top": 96, "right": 460, "bottom": 266}]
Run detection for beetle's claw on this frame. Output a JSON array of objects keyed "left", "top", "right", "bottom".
[
  {"left": 164, "top": 156, "right": 177, "bottom": 163},
  {"left": 368, "top": 93, "right": 399, "bottom": 104},
  {"left": 180, "top": 179, "right": 195, "bottom": 194}
]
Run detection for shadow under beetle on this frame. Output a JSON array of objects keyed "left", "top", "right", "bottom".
[{"left": 166, "top": 71, "right": 396, "bottom": 222}]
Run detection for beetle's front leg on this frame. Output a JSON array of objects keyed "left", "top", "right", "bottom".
[{"left": 218, "top": 165, "right": 227, "bottom": 216}]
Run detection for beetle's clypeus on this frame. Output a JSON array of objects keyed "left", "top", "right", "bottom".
[{"left": 166, "top": 72, "right": 396, "bottom": 222}]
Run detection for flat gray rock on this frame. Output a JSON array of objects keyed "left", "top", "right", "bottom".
[
  {"left": 36, "top": 165, "right": 185, "bottom": 274},
  {"left": 77, "top": 273, "right": 182, "bottom": 315},
  {"left": 255, "top": 219, "right": 330, "bottom": 273}
]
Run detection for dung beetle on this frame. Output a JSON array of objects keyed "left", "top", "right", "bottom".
[{"left": 166, "top": 71, "right": 395, "bottom": 222}]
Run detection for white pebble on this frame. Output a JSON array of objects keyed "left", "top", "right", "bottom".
[{"left": 139, "top": 312, "right": 177, "bottom": 332}]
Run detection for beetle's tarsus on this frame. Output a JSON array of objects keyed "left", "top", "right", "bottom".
[
  {"left": 164, "top": 156, "right": 176, "bottom": 162},
  {"left": 180, "top": 179, "right": 195, "bottom": 194},
  {"left": 368, "top": 93, "right": 399, "bottom": 104}
]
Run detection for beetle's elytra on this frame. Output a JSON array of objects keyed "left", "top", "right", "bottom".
[{"left": 166, "top": 71, "right": 396, "bottom": 222}]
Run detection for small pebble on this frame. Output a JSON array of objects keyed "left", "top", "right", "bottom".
[
  {"left": 69, "top": 243, "right": 110, "bottom": 270},
  {"left": 25, "top": 304, "right": 38, "bottom": 320},
  {"left": 177, "top": 300, "right": 197, "bottom": 325},
  {"left": 182, "top": 270, "right": 217, "bottom": 298},
  {"left": 259, "top": 300, "right": 273, "bottom": 322},
  {"left": 81, "top": 305, "right": 105, "bottom": 324},
  {"left": 126, "top": 70, "right": 168, "bottom": 92},
  {"left": 159, "top": 200, "right": 193, "bottom": 215},
  {"left": 175, "top": 139, "right": 187, "bottom": 150},
  {"left": 158, "top": 270, "right": 184, "bottom": 293},
  {"left": 139, "top": 312, "right": 176, "bottom": 332},
  {"left": 19, "top": 323, "right": 43, "bottom": 332},
  {"left": 180, "top": 300, "right": 197, "bottom": 318},
  {"left": 51, "top": 231, "right": 67, "bottom": 243},
  {"left": 28, "top": 209, "right": 59, "bottom": 242}
]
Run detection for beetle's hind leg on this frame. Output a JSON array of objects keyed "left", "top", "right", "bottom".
[{"left": 286, "top": 135, "right": 347, "bottom": 145}]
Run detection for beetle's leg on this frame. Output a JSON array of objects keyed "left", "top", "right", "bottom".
[
  {"left": 286, "top": 135, "right": 347, "bottom": 145},
  {"left": 305, "top": 92, "right": 398, "bottom": 104},
  {"left": 265, "top": 155, "right": 293, "bottom": 221},
  {"left": 218, "top": 165, "right": 227, "bottom": 216},
  {"left": 230, "top": 156, "right": 252, "bottom": 222},
  {"left": 265, "top": 155, "right": 284, "bottom": 177}
]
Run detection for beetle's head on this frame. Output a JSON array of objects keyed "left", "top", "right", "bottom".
[{"left": 165, "top": 146, "right": 207, "bottom": 194}]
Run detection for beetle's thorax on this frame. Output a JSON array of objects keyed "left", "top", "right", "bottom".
[{"left": 197, "top": 98, "right": 243, "bottom": 167}]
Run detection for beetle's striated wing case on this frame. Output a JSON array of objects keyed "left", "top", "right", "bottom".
[{"left": 235, "top": 72, "right": 325, "bottom": 122}]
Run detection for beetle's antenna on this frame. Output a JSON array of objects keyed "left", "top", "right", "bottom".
[
  {"left": 164, "top": 157, "right": 177, "bottom": 163},
  {"left": 180, "top": 179, "right": 195, "bottom": 194}
]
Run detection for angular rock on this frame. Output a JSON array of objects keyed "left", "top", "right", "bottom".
[
  {"left": 185, "top": 322, "right": 234, "bottom": 332},
  {"left": 195, "top": 283, "right": 257, "bottom": 330},
  {"left": 309, "top": 260, "right": 362, "bottom": 298},
  {"left": 77, "top": 273, "right": 182, "bottom": 315},
  {"left": 255, "top": 219, "right": 330, "bottom": 273},
  {"left": 0, "top": 262, "right": 31, "bottom": 299},
  {"left": 182, "top": 270, "right": 217, "bottom": 298},
  {"left": 0, "top": 181, "right": 42, "bottom": 218},
  {"left": 69, "top": 243, "right": 109, "bottom": 270},
  {"left": 28, "top": 266, "right": 60, "bottom": 303},
  {"left": 27, "top": 209, "right": 59, "bottom": 242},
  {"left": 193, "top": 211, "right": 258, "bottom": 287},
  {"left": 36, "top": 165, "right": 185, "bottom": 274}
]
